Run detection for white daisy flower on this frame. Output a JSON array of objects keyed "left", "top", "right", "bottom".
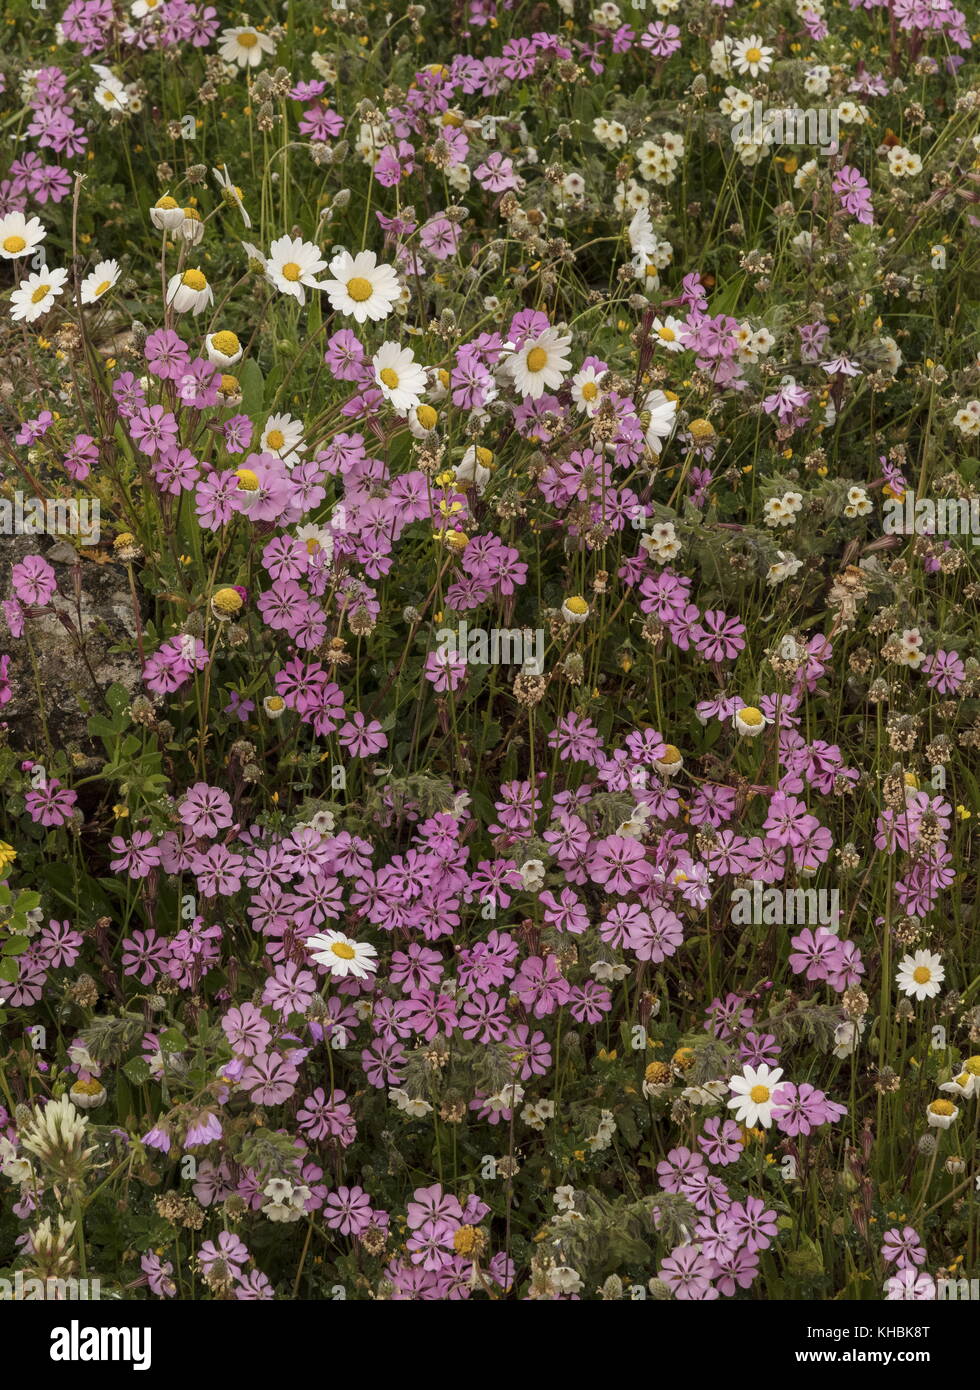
[
  {"left": 294, "top": 524, "right": 334, "bottom": 563},
  {"left": 570, "top": 363, "right": 605, "bottom": 414},
  {"left": 265, "top": 235, "right": 328, "bottom": 306},
  {"left": 205, "top": 330, "right": 243, "bottom": 368},
  {"left": 212, "top": 165, "right": 251, "bottom": 229},
  {"left": 178, "top": 208, "right": 205, "bottom": 246},
  {"left": 10, "top": 267, "right": 68, "bottom": 323},
  {"left": 150, "top": 196, "right": 185, "bottom": 231},
  {"left": 322, "top": 248, "right": 401, "bottom": 324},
  {"left": 307, "top": 929, "right": 378, "bottom": 979},
  {"left": 0, "top": 211, "right": 46, "bottom": 260},
  {"left": 641, "top": 389, "right": 678, "bottom": 454},
  {"left": 372, "top": 342, "right": 427, "bottom": 413},
  {"left": 650, "top": 315, "right": 685, "bottom": 351},
  {"left": 165, "top": 268, "right": 214, "bottom": 315},
  {"left": 455, "top": 444, "right": 494, "bottom": 493},
  {"left": 506, "top": 327, "right": 573, "bottom": 399},
  {"left": 734, "top": 705, "right": 769, "bottom": 737},
  {"left": 896, "top": 950, "right": 944, "bottom": 1001},
  {"left": 80, "top": 259, "right": 120, "bottom": 305},
  {"left": 260, "top": 412, "right": 305, "bottom": 465},
  {"left": 732, "top": 35, "right": 775, "bottom": 77},
  {"left": 727, "top": 1063, "right": 784, "bottom": 1129},
  {"left": 218, "top": 25, "right": 277, "bottom": 69}
]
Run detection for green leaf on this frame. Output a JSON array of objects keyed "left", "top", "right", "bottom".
[
  {"left": 123, "top": 1056, "right": 152, "bottom": 1086},
  {"left": 158, "top": 1028, "right": 188, "bottom": 1054}
]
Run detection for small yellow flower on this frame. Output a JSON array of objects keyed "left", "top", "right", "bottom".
[
  {"left": 0, "top": 841, "right": 16, "bottom": 871},
  {"left": 211, "top": 587, "right": 243, "bottom": 620}
]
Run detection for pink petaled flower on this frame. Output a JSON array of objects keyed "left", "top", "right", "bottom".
[
  {"left": 241, "top": 1050, "right": 300, "bottom": 1105},
  {"left": 658, "top": 1245, "right": 719, "bottom": 1300},
  {"left": 24, "top": 778, "right": 77, "bottom": 827},
  {"left": 424, "top": 648, "right": 467, "bottom": 692},
  {"left": 198, "top": 1231, "right": 249, "bottom": 1276},
  {"left": 881, "top": 1226, "right": 927, "bottom": 1270},
  {"left": 641, "top": 21, "right": 682, "bottom": 56},
  {"left": 693, "top": 609, "right": 746, "bottom": 662},
  {"left": 338, "top": 710, "right": 387, "bottom": 757},
  {"left": 698, "top": 1117, "right": 744, "bottom": 1166},
  {"left": 771, "top": 1081, "right": 846, "bottom": 1136},
  {"left": 11, "top": 555, "right": 57, "bottom": 606},
  {"left": 323, "top": 1185, "right": 375, "bottom": 1236},
  {"left": 179, "top": 781, "right": 235, "bottom": 839},
  {"left": 588, "top": 834, "right": 651, "bottom": 894},
  {"left": 922, "top": 649, "right": 964, "bottom": 695},
  {"left": 128, "top": 404, "right": 179, "bottom": 458},
  {"left": 657, "top": 1145, "right": 707, "bottom": 1192},
  {"left": 109, "top": 830, "right": 161, "bottom": 879},
  {"left": 221, "top": 1002, "right": 272, "bottom": 1058},
  {"left": 473, "top": 151, "right": 519, "bottom": 192},
  {"left": 185, "top": 1111, "right": 223, "bottom": 1147}
]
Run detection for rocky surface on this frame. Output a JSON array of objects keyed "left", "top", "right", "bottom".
[{"left": 1, "top": 535, "right": 143, "bottom": 754}]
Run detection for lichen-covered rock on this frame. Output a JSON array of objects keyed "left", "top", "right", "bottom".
[{"left": 0, "top": 535, "right": 142, "bottom": 755}]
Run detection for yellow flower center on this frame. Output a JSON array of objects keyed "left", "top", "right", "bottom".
[
  {"left": 95, "top": 279, "right": 112, "bottom": 296},
  {"left": 331, "top": 941, "right": 356, "bottom": 960},
  {"left": 212, "top": 587, "right": 243, "bottom": 615},
  {"left": 416, "top": 404, "right": 437, "bottom": 430},
  {"left": 31, "top": 284, "right": 51, "bottom": 304},
  {"left": 379, "top": 367, "right": 400, "bottom": 389},
  {"left": 219, "top": 375, "right": 239, "bottom": 394},
  {"left": 930, "top": 1100, "right": 956, "bottom": 1116},
  {"left": 964, "top": 1057, "right": 980, "bottom": 1076},
  {"left": 659, "top": 744, "right": 681, "bottom": 765},
  {"left": 525, "top": 346, "right": 548, "bottom": 373},
  {"left": 235, "top": 468, "right": 260, "bottom": 491},
  {"left": 738, "top": 706, "right": 765, "bottom": 726},
  {"left": 155, "top": 196, "right": 178, "bottom": 210},
  {"left": 103, "top": 89, "right": 116, "bottom": 101},
  {"left": 265, "top": 695, "right": 285, "bottom": 712},
  {"left": 913, "top": 966, "right": 932, "bottom": 984},
  {"left": 750, "top": 1085, "right": 770, "bottom": 1104},
  {"left": 72, "top": 1079, "right": 104, "bottom": 1096},
  {"left": 281, "top": 262, "right": 301, "bottom": 282},
  {"left": 182, "top": 207, "right": 201, "bottom": 222},
  {"left": 346, "top": 276, "right": 373, "bottom": 302},
  {"left": 581, "top": 380, "right": 599, "bottom": 399},
  {"left": 476, "top": 446, "right": 494, "bottom": 467},
  {"left": 237, "top": 31, "right": 258, "bottom": 47},
  {"left": 689, "top": 418, "right": 716, "bottom": 439},
  {"left": 265, "top": 429, "right": 285, "bottom": 451},
  {"left": 3, "top": 235, "right": 27, "bottom": 254},
  {"left": 745, "top": 46, "right": 763, "bottom": 63},
  {"left": 657, "top": 326, "right": 676, "bottom": 342},
  {"left": 182, "top": 269, "right": 207, "bottom": 290},
  {"left": 453, "top": 1225, "right": 478, "bottom": 1255},
  {"left": 564, "top": 595, "right": 588, "bottom": 614},
  {"left": 211, "top": 330, "right": 240, "bottom": 356}
]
